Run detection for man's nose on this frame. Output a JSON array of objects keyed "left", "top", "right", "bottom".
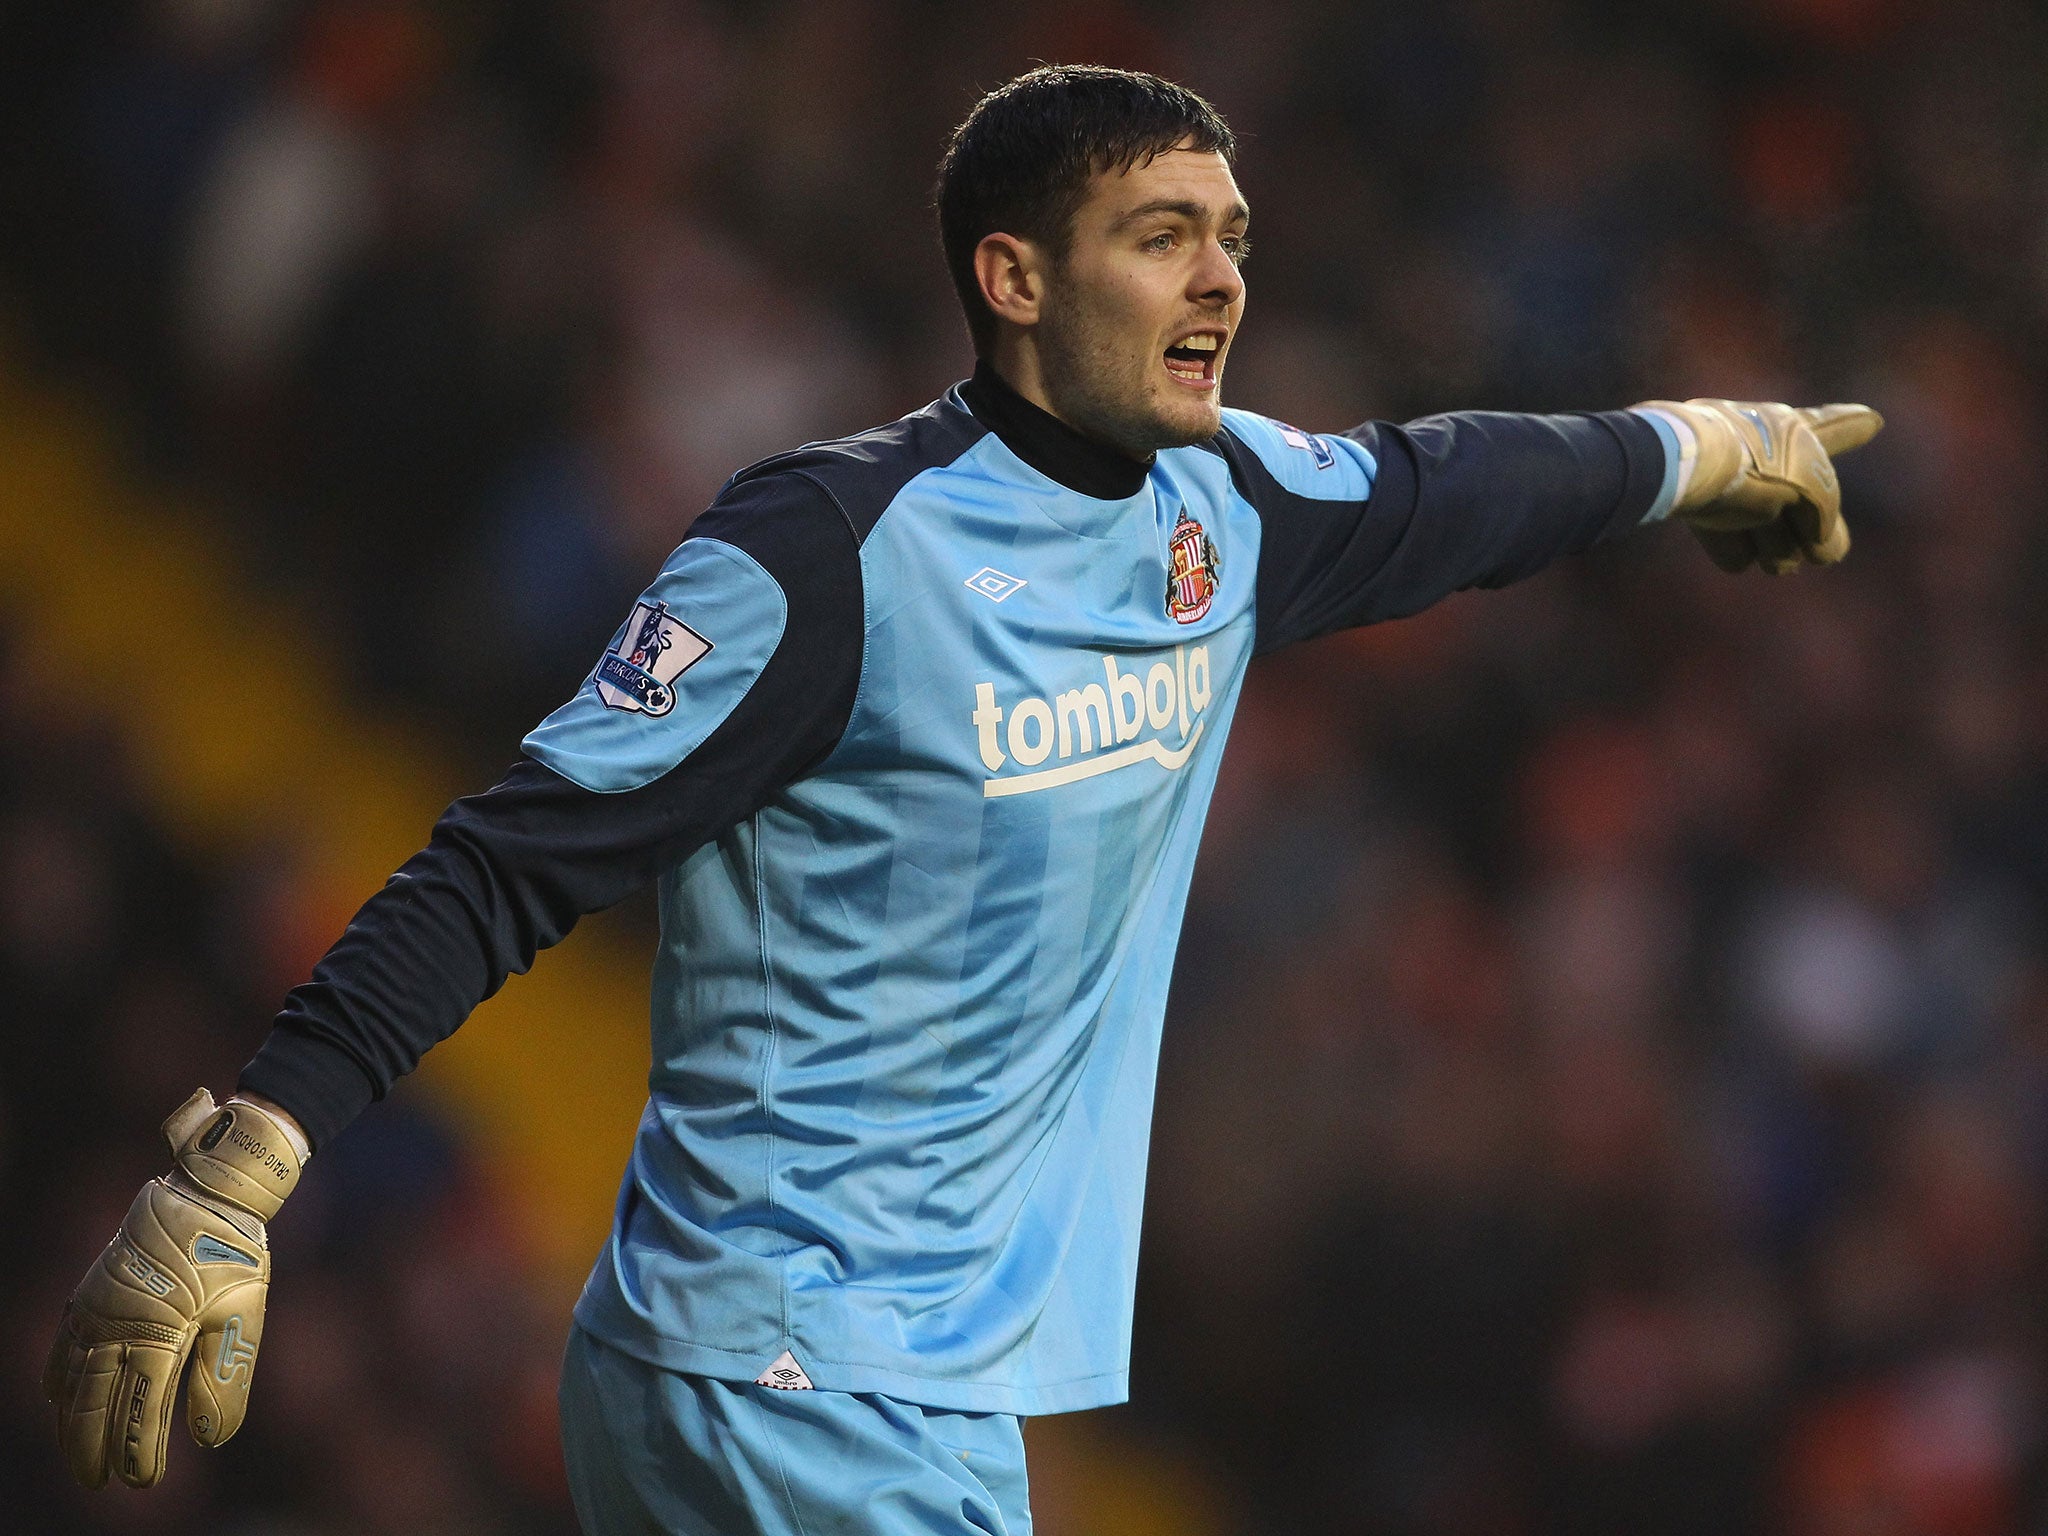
[{"left": 1190, "top": 238, "right": 1244, "bottom": 306}]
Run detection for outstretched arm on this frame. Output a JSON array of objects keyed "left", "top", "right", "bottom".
[{"left": 1224, "top": 397, "right": 1880, "bottom": 657}]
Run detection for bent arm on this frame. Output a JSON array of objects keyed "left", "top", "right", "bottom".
[{"left": 236, "top": 473, "right": 865, "bottom": 1149}]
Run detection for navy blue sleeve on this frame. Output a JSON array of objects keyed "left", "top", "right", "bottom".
[
  {"left": 237, "top": 471, "right": 865, "bottom": 1149},
  {"left": 1226, "top": 409, "right": 1669, "bottom": 655}
]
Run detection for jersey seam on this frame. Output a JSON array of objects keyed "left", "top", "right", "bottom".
[
  {"left": 751, "top": 1394, "right": 817, "bottom": 1536},
  {"left": 747, "top": 808, "right": 793, "bottom": 1348},
  {"left": 983, "top": 432, "right": 1148, "bottom": 541},
  {"left": 786, "top": 467, "right": 863, "bottom": 550},
  {"left": 785, "top": 467, "right": 880, "bottom": 763},
  {"left": 1222, "top": 424, "right": 1381, "bottom": 656}
]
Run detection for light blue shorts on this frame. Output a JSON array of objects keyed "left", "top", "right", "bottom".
[{"left": 558, "top": 1327, "right": 1033, "bottom": 1536}]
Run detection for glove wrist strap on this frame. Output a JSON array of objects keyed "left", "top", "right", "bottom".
[
  {"left": 162, "top": 1090, "right": 303, "bottom": 1223},
  {"left": 1632, "top": 399, "right": 1744, "bottom": 511}
]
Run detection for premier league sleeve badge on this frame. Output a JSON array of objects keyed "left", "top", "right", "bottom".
[
  {"left": 593, "top": 600, "right": 713, "bottom": 715},
  {"left": 524, "top": 536, "right": 786, "bottom": 793}
]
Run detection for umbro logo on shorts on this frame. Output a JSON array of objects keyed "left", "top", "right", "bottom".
[{"left": 754, "top": 1350, "right": 815, "bottom": 1390}]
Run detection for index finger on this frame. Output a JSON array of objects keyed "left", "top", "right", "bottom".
[{"left": 1797, "top": 403, "right": 1884, "bottom": 457}]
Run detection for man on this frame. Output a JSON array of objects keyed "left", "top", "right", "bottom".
[{"left": 48, "top": 65, "right": 1878, "bottom": 1534}]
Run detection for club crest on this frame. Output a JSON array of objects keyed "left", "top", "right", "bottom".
[
  {"left": 593, "top": 600, "right": 712, "bottom": 716},
  {"left": 1166, "top": 507, "right": 1220, "bottom": 625}
]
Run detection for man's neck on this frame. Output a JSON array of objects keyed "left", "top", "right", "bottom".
[
  {"left": 958, "top": 362, "right": 1153, "bottom": 501},
  {"left": 983, "top": 344, "right": 1155, "bottom": 465},
  {"left": 986, "top": 343, "right": 1058, "bottom": 422}
]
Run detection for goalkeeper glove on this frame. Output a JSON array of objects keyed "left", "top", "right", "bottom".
[
  {"left": 46, "top": 1090, "right": 305, "bottom": 1488},
  {"left": 1633, "top": 398, "right": 1884, "bottom": 574}
]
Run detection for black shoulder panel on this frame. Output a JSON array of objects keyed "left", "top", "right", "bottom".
[{"left": 724, "top": 391, "right": 988, "bottom": 545}]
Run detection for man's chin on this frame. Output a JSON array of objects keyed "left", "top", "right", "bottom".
[
  {"left": 1131, "top": 388, "right": 1223, "bottom": 452},
  {"left": 1152, "top": 402, "right": 1224, "bottom": 450},
  {"left": 1044, "top": 369, "right": 1223, "bottom": 458}
]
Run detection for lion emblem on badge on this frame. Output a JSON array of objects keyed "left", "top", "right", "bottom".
[{"left": 593, "top": 600, "right": 713, "bottom": 715}]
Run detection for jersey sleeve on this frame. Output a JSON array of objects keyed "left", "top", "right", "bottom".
[
  {"left": 236, "top": 470, "right": 864, "bottom": 1149},
  {"left": 1221, "top": 406, "right": 1673, "bottom": 655}
]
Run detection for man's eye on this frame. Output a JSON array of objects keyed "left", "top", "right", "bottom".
[
  {"left": 1224, "top": 236, "right": 1251, "bottom": 265},
  {"left": 1144, "top": 232, "right": 1176, "bottom": 253}
]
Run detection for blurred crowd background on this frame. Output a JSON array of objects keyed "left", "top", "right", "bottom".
[{"left": 5, "top": 0, "right": 2048, "bottom": 1533}]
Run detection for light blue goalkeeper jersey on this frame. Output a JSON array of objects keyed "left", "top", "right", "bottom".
[
  {"left": 248, "top": 365, "right": 1673, "bottom": 1415},
  {"left": 551, "top": 393, "right": 1269, "bottom": 1414}
]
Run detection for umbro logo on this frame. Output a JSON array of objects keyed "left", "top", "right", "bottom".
[
  {"left": 754, "top": 1350, "right": 815, "bottom": 1390},
  {"left": 964, "top": 567, "right": 1027, "bottom": 603}
]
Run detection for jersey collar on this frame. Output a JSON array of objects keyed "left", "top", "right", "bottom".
[{"left": 958, "top": 363, "right": 1153, "bottom": 502}]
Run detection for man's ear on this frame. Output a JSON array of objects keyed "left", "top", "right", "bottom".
[{"left": 973, "top": 233, "right": 1044, "bottom": 331}]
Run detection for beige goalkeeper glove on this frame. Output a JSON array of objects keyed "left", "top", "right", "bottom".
[
  {"left": 46, "top": 1090, "right": 305, "bottom": 1488},
  {"left": 1633, "top": 398, "right": 1884, "bottom": 574}
]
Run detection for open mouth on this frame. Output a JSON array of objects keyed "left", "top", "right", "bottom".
[{"left": 1163, "top": 331, "right": 1223, "bottom": 387}]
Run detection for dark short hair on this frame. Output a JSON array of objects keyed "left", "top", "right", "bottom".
[{"left": 935, "top": 65, "right": 1236, "bottom": 354}]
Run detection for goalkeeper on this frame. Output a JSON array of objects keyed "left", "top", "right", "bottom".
[{"left": 49, "top": 64, "right": 1880, "bottom": 1535}]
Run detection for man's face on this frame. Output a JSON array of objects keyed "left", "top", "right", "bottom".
[{"left": 1034, "top": 145, "right": 1248, "bottom": 457}]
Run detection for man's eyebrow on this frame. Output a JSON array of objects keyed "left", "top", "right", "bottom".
[{"left": 1108, "top": 198, "right": 1251, "bottom": 231}]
